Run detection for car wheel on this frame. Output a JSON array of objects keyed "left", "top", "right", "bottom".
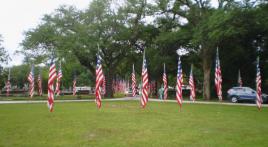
[{"left": 231, "top": 97, "right": 238, "bottom": 103}]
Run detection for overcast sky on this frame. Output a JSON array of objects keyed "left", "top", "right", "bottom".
[{"left": 0, "top": 0, "right": 90, "bottom": 67}]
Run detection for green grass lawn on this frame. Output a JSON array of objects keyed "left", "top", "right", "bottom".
[{"left": 0, "top": 101, "right": 267, "bottom": 147}]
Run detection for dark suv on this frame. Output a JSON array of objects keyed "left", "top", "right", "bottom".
[{"left": 227, "top": 87, "right": 268, "bottom": 103}]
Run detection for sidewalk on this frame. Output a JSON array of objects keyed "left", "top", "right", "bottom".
[{"left": 0, "top": 97, "right": 267, "bottom": 107}]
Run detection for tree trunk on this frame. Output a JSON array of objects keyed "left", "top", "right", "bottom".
[
  {"left": 202, "top": 47, "right": 212, "bottom": 100},
  {"left": 105, "top": 66, "right": 114, "bottom": 98}
]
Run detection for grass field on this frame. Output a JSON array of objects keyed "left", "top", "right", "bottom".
[{"left": 0, "top": 101, "right": 267, "bottom": 147}]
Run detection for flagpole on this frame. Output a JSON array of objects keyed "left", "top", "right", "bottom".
[
  {"left": 7, "top": 67, "right": 11, "bottom": 97},
  {"left": 8, "top": 68, "right": 10, "bottom": 80},
  {"left": 163, "top": 63, "right": 165, "bottom": 72},
  {"left": 161, "top": 63, "right": 168, "bottom": 101},
  {"left": 133, "top": 63, "right": 134, "bottom": 74},
  {"left": 238, "top": 69, "right": 242, "bottom": 87},
  {"left": 39, "top": 67, "right": 43, "bottom": 96}
]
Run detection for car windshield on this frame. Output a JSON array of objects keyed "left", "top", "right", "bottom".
[{"left": 245, "top": 87, "right": 255, "bottom": 92}]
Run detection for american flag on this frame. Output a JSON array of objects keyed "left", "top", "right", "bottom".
[
  {"left": 132, "top": 64, "right": 136, "bottom": 97},
  {"left": 238, "top": 69, "right": 242, "bottom": 87},
  {"left": 102, "top": 75, "right": 106, "bottom": 95},
  {"left": 163, "top": 63, "right": 168, "bottom": 100},
  {"left": 27, "top": 65, "right": 34, "bottom": 98},
  {"left": 95, "top": 53, "right": 104, "bottom": 108},
  {"left": 176, "top": 57, "right": 183, "bottom": 108},
  {"left": 215, "top": 48, "right": 222, "bottom": 101},
  {"left": 149, "top": 81, "right": 156, "bottom": 96},
  {"left": 141, "top": 50, "right": 148, "bottom": 108},
  {"left": 56, "top": 65, "right": 63, "bottom": 96},
  {"left": 37, "top": 72, "right": 42, "bottom": 96},
  {"left": 189, "top": 64, "right": 196, "bottom": 102},
  {"left": 256, "top": 56, "right": 262, "bottom": 110},
  {"left": 6, "top": 68, "right": 11, "bottom": 96},
  {"left": 48, "top": 62, "right": 57, "bottom": 112},
  {"left": 73, "top": 76, "right": 76, "bottom": 96}
]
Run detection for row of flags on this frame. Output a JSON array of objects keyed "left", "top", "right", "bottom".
[
  {"left": 127, "top": 48, "right": 262, "bottom": 110},
  {"left": 47, "top": 62, "right": 78, "bottom": 112},
  {"left": 5, "top": 66, "right": 43, "bottom": 97},
  {"left": 95, "top": 50, "right": 196, "bottom": 110},
  {"left": 45, "top": 47, "right": 263, "bottom": 111},
  {"left": 93, "top": 47, "right": 263, "bottom": 110},
  {"left": 94, "top": 49, "right": 156, "bottom": 109},
  {"left": 25, "top": 64, "right": 66, "bottom": 99},
  {"left": 214, "top": 48, "right": 262, "bottom": 110},
  {"left": 112, "top": 79, "right": 129, "bottom": 93},
  {"left": 94, "top": 51, "right": 195, "bottom": 109},
  {"left": 3, "top": 47, "right": 263, "bottom": 111}
]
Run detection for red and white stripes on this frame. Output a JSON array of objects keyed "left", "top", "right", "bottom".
[
  {"left": 189, "top": 64, "right": 195, "bottom": 102},
  {"left": 96, "top": 54, "right": 104, "bottom": 108},
  {"left": 215, "top": 48, "right": 222, "bottom": 101},
  {"left": 37, "top": 73, "right": 42, "bottom": 96},
  {"left": 176, "top": 57, "right": 183, "bottom": 108},
  {"left": 6, "top": 68, "right": 11, "bottom": 96},
  {"left": 141, "top": 51, "right": 148, "bottom": 108},
  {"left": 48, "top": 63, "right": 57, "bottom": 112},
  {"left": 132, "top": 64, "right": 136, "bottom": 97},
  {"left": 256, "top": 57, "right": 262, "bottom": 110},
  {"left": 163, "top": 63, "right": 168, "bottom": 100},
  {"left": 56, "top": 66, "right": 62, "bottom": 96},
  {"left": 27, "top": 65, "right": 34, "bottom": 98},
  {"left": 73, "top": 77, "right": 76, "bottom": 96}
]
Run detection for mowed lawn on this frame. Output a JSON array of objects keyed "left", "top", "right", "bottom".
[{"left": 0, "top": 101, "right": 267, "bottom": 147}]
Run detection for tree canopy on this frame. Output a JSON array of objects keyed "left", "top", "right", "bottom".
[
  {"left": 20, "top": 0, "right": 268, "bottom": 99},
  {"left": 0, "top": 35, "right": 9, "bottom": 64}
]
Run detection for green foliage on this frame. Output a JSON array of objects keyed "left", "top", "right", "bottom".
[
  {"left": 19, "top": 0, "right": 268, "bottom": 98},
  {"left": 0, "top": 35, "right": 9, "bottom": 64}
]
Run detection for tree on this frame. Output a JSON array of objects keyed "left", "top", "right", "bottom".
[
  {"left": 0, "top": 35, "right": 9, "bottom": 64},
  {"left": 20, "top": 0, "right": 268, "bottom": 99},
  {"left": 21, "top": 0, "right": 149, "bottom": 97},
  {"left": 152, "top": 0, "right": 268, "bottom": 100}
]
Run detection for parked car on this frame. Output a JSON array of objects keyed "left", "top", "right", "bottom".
[{"left": 227, "top": 87, "right": 268, "bottom": 103}]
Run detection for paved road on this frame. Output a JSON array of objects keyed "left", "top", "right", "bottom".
[{"left": 0, "top": 97, "right": 267, "bottom": 107}]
